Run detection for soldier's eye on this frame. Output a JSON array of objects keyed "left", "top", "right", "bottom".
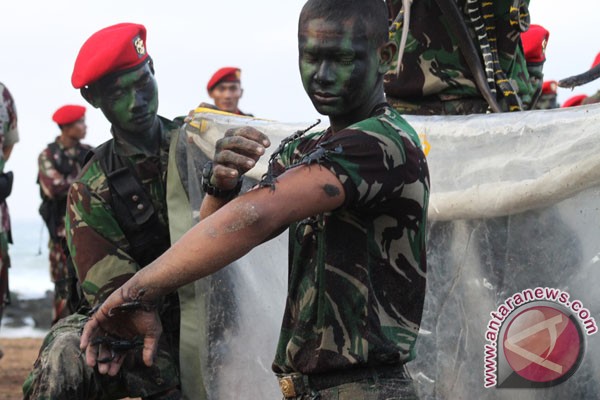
[{"left": 302, "top": 53, "right": 318, "bottom": 63}]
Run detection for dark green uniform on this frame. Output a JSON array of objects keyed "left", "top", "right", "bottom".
[
  {"left": 385, "top": 0, "right": 534, "bottom": 115},
  {"left": 270, "top": 105, "right": 429, "bottom": 398},
  {"left": 37, "top": 139, "right": 91, "bottom": 323}
]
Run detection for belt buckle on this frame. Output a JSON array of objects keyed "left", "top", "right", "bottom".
[{"left": 278, "top": 375, "right": 297, "bottom": 398}]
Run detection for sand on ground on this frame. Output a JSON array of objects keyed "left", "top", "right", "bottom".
[
  {"left": 0, "top": 338, "right": 141, "bottom": 400},
  {"left": 0, "top": 337, "right": 42, "bottom": 399}
]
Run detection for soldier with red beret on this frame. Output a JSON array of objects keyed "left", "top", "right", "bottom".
[
  {"left": 37, "top": 105, "right": 92, "bottom": 325},
  {"left": 534, "top": 80, "right": 560, "bottom": 110},
  {"left": 562, "top": 94, "right": 588, "bottom": 108},
  {"left": 24, "top": 23, "right": 187, "bottom": 400},
  {"left": 199, "top": 66, "right": 253, "bottom": 116},
  {"left": 521, "top": 24, "right": 550, "bottom": 110}
]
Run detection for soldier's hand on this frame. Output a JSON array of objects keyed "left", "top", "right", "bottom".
[
  {"left": 80, "top": 289, "right": 162, "bottom": 375},
  {"left": 212, "top": 126, "right": 270, "bottom": 190}
]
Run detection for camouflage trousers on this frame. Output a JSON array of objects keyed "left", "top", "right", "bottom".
[
  {"left": 22, "top": 313, "right": 181, "bottom": 400},
  {"left": 0, "top": 230, "right": 10, "bottom": 325},
  {"left": 277, "top": 364, "right": 418, "bottom": 400},
  {"left": 48, "top": 238, "right": 70, "bottom": 324}
]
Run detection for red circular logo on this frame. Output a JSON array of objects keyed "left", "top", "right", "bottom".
[{"left": 503, "top": 306, "right": 582, "bottom": 383}]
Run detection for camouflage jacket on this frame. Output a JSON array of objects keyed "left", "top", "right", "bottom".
[
  {"left": 270, "top": 105, "right": 430, "bottom": 374},
  {"left": 38, "top": 138, "right": 91, "bottom": 238},
  {"left": 0, "top": 82, "right": 19, "bottom": 234},
  {"left": 0, "top": 82, "right": 19, "bottom": 170},
  {"left": 385, "top": 0, "right": 534, "bottom": 114},
  {"left": 534, "top": 93, "right": 559, "bottom": 110},
  {"left": 65, "top": 117, "right": 175, "bottom": 308}
]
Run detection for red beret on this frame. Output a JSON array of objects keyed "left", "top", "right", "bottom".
[
  {"left": 592, "top": 52, "right": 600, "bottom": 69},
  {"left": 541, "top": 80, "right": 557, "bottom": 95},
  {"left": 562, "top": 94, "right": 588, "bottom": 108},
  {"left": 207, "top": 67, "right": 241, "bottom": 92},
  {"left": 72, "top": 23, "right": 149, "bottom": 88},
  {"left": 522, "top": 24, "right": 550, "bottom": 64},
  {"left": 52, "top": 105, "right": 86, "bottom": 125}
]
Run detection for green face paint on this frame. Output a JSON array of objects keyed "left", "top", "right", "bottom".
[
  {"left": 95, "top": 63, "right": 159, "bottom": 135},
  {"left": 298, "top": 17, "right": 384, "bottom": 128}
]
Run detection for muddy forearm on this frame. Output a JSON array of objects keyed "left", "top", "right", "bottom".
[{"left": 126, "top": 192, "right": 276, "bottom": 302}]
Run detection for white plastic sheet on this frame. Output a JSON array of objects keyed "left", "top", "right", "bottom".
[{"left": 175, "top": 104, "right": 600, "bottom": 399}]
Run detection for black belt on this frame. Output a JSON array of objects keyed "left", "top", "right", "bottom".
[{"left": 276, "top": 364, "right": 411, "bottom": 398}]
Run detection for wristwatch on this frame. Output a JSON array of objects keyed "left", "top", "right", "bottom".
[{"left": 201, "top": 161, "right": 243, "bottom": 200}]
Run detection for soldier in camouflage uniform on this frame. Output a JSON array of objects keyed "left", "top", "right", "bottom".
[
  {"left": 521, "top": 24, "right": 550, "bottom": 110},
  {"left": 80, "top": 1, "right": 429, "bottom": 399},
  {"left": 37, "top": 105, "right": 91, "bottom": 324},
  {"left": 385, "top": 0, "right": 535, "bottom": 115},
  {"left": 0, "top": 82, "right": 19, "bottom": 360},
  {"left": 534, "top": 81, "right": 560, "bottom": 110},
  {"left": 23, "top": 24, "right": 181, "bottom": 400}
]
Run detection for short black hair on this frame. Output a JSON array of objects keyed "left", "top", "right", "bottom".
[{"left": 299, "top": 0, "right": 389, "bottom": 46}]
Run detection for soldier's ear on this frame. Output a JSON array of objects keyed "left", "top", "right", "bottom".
[
  {"left": 80, "top": 86, "right": 101, "bottom": 108},
  {"left": 148, "top": 57, "right": 155, "bottom": 75},
  {"left": 378, "top": 41, "right": 397, "bottom": 74}
]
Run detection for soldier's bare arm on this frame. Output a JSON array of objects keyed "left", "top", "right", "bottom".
[{"left": 81, "top": 163, "right": 345, "bottom": 370}]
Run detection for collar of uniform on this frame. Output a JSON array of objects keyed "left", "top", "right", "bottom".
[{"left": 111, "top": 116, "right": 171, "bottom": 158}]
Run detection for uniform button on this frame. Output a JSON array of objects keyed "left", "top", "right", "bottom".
[
  {"left": 132, "top": 195, "right": 139, "bottom": 202},
  {"left": 137, "top": 204, "right": 144, "bottom": 210}
]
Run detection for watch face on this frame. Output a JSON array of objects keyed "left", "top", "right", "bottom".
[
  {"left": 202, "top": 161, "right": 213, "bottom": 180},
  {"left": 201, "top": 160, "right": 243, "bottom": 199}
]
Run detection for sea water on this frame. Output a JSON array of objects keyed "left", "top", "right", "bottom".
[{"left": 0, "top": 217, "right": 52, "bottom": 338}]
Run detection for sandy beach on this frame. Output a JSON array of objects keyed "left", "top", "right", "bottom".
[
  {"left": 0, "top": 293, "right": 144, "bottom": 399},
  {"left": 0, "top": 291, "right": 50, "bottom": 398},
  {"left": 0, "top": 337, "right": 43, "bottom": 399}
]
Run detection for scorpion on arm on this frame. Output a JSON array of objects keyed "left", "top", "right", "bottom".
[{"left": 84, "top": 288, "right": 157, "bottom": 363}]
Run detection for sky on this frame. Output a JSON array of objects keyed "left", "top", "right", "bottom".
[{"left": 1, "top": 0, "right": 599, "bottom": 221}]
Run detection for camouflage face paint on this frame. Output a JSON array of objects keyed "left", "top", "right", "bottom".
[
  {"left": 298, "top": 17, "right": 384, "bottom": 129},
  {"left": 95, "top": 63, "right": 159, "bottom": 135}
]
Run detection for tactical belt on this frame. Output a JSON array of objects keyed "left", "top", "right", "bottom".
[{"left": 276, "top": 363, "right": 411, "bottom": 398}]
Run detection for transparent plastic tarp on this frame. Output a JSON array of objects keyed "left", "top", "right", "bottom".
[
  {"left": 174, "top": 104, "right": 600, "bottom": 399},
  {"left": 177, "top": 111, "right": 321, "bottom": 399}
]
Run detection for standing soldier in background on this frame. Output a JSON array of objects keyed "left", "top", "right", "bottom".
[
  {"left": 534, "top": 80, "right": 560, "bottom": 109},
  {"left": 37, "top": 105, "right": 91, "bottom": 324},
  {"left": 0, "top": 82, "right": 19, "bottom": 360},
  {"left": 521, "top": 24, "right": 550, "bottom": 109},
  {"left": 199, "top": 67, "right": 253, "bottom": 116}
]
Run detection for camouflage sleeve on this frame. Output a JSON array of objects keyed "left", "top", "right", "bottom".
[
  {"left": 0, "top": 83, "right": 19, "bottom": 147},
  {"left": 38, "top": 148, "right": 71, "bottom": 199},
  {"left": 65, "top": 166, "right": 139, "bottom": 307},
  {"left": 304, "top": 126, "right": 414, "bottom": 209}
]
